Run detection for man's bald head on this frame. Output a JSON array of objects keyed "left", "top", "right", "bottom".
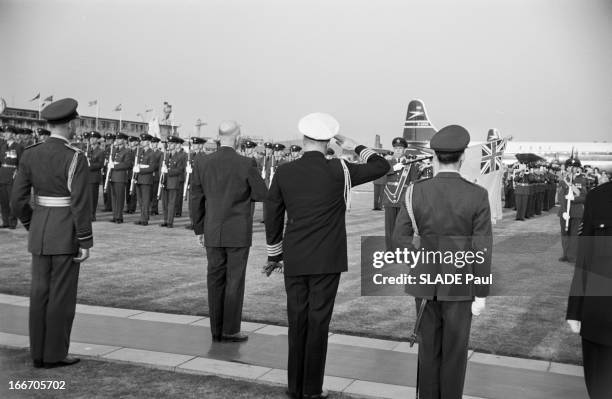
[{"left": 218, "top": 120, "right": 241, "bottom": 148}]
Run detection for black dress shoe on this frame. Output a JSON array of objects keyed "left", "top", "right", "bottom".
[
  {"left": 303, "top": 389, "right": 329, "bottom": 399},
  {"left": 285, "top": 390, "right": 299, "bottom": 399},
  {"left": 160, "top": 223, "right": 168, "bottom": 227},
  {"left": 109, "top": 219, "right": 117, "bottom": 223},
  {"left": 8, "top": 226, "right": 16, "bottom": 229},
  {"left": 222, "top": 332, "right": 248, "bottom": 342},
  {"left": 185, "top": 224, "right": 193, "bottom": 230},
  {"left": 134, "top": 221, "right": 143, "bottom": 225},
  {"left": 167, "top": 224, "right": 173, "bottom": 228},
  {"left": 44, "top": 357, "right": 80, "bottom": 369},
  {"left": 141, "top": 221, "right": 149, "bottom": 226},
  {"left": 0, "top": 225, "right": 9, "bottom": 228},
  {"left": 92, "top": 216, "right": 97, "bottom": 222},
  {"left": 212, "top": 335, "right": 222, "bottom": 343},
  {"left": 559, "top": 256, "right": 569, "bottom": 262},
  {"left": 33, "top": 359, "right": 44, "bottom": 368},
  {"left": 116, "top": 219, "right": 123, "bottom": 224}
]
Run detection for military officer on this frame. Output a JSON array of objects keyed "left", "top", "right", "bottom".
[
  {"left": 185, "top": 136, "right": 207, "bottom": 230},
  {"left": 393, "top": 125, "right": 492, "bottom": 399},
  {"left": 150, "top": 137, "right": 163, "bottom": 215},
  {"left": 132, "top": 134, "right": 156, "bottom": 226},
  {"left": 10, "top": 98, "right": 92, "bottom": 369},
  {"left": 108, "top": 132, "right": 133, "bottom": 223},
  {"left": 261, "top": 142, "right": 274, "bottom": 187},
  {"left": 0, "top": 125, "right": 24, "bottom": 229},
  {"left": 383, "top": 137, "right": 418, "bottom": 250},
  {"left": 160, "top": 135, "right": 186, "bottom": 228},
  {"left": 36, "top": 128, "right": 51, "bottom": 143},
  {"left": 85, "top": 131, "right": 105, "bottom": 221},
  {"left": 102, "top": 132, "right": 115, "bottom": 212},
  {"left": 558, "top": 156, "right": 588, "bottom": 263},
  {"left": 264, "top": 113, "right": 389, "bottom": 399},
  {"left": 126, "top": 135, "right": 140, "bottom": 214},
  {"left": 289, "top": 145, "right": 302, "bottom": 161},
  {"left": 175, "top": 140, "right": 187, "bottom": 217}
]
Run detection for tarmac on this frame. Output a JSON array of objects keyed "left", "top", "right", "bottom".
[{"left": 0, "top": 293, "right": 588, "bottom": 399}]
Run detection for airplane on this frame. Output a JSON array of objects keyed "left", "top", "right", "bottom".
[{"left": 396, "top": 99, "right": 612, "bottom": 173}]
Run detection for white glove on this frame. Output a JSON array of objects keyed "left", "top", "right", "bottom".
[
  {"left": 161, "top": 165, "right": 168, "bottom": 174},
  {"left": 567, "top": 319, "right": 581, "bottom": 333},
  {"left": 471, "top": 297, "right": 486, "bottom": 316},
  {"left": 393, "top": 163, "right": 404, "bottom": 172},
  {"left": 107, "top": 161, "right": 115, "bottom": 169},
  {"left": 197, "top": 234, "right": 204, "bottom": 248},
  {"left": 133, "top": 165, "right": 140, "bottom": 173},
  {"left": 186, "top": 165, "right": 193, "bottom": 174}
]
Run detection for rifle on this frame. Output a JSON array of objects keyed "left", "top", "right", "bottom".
[
  {"left": 261, "top": 154, "right": 267, "bottom": 180},
  {"left": 129, "top": 145, "right": 140, "bottom": 195},
  {"left": 103, "top": 144, "right": 115, "bottom": 193},
  {"left": 156, "top": 143, "right": 168, "bottom": 200},
  {"left": 85, "top": 141, "right": 91, "bottom": 165},
  {"left": 562, "top": 172, "right": 574, "bottom": 231},
  {"left": 269, "top": 155, "right": 276, "bottom": 186},
  {"left": 183, "top": 140, "right": 192, "bottom": 199}
]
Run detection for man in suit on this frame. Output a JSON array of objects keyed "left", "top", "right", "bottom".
[
  {"left": 161, "top": 135, "right": 186, "bottom": 228},
  {"left": 190, "top": 121, "right": 267, "bottom": 342},
  {"left": 393, "top": 125, "right": 492, "bottom": 399},
  {"left": 265, "top": 113, "right": 389, "bottom": 399},
  {"left": 133, "top": 134, "right": 157, "bottom": 226},
  {"left": 566, "top": 180, "right": 612, "bottom": 399},
  {"left": 0, "top": 125, "right": 24, "bottom": 229},
  {"left": 10, "top": 98, "right": 92, "bottom": 368},
  {"left": 85, "top": 131, "right": 105, "bottom": 221},
  {"left": 108, "top": 132, "right": 133, "bottom": 223}
]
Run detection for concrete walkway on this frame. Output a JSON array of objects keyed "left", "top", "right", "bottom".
[{"left": 0, "top": 294, "right": 587, "bottom": 399}]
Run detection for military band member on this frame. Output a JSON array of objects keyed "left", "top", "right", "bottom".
[
  {"left": 108, "top": 132, "right": 133, "bottom": 223},
  {"left": 102, "top": 132, "right": 115, "bottom": 212},
  {"left": 10, "top": 98, "right": 92, "bottom": 369},
  {"left": 126, "top": 135, "right": 140, "bottom": 214},
  {"left": 264, "top": 113, "right": 389, "bottom": 399},
  {"left": 514, "top": 166, "right": 530, "bottom": 220},
  {"left": 383, "top": 137, "right": 418, "bottom": 250},
  {"left": 160, "top": 135, "right": 186, "bottom": 228},
  {"left": 0, "top": 125, "right": 24, "bottom": 229},
  {"left": 393, "top": 125, "right": 492, "bottom": 399},
  {"left": 558, "top": 156, "right": 588, "bottom": 263},
  {"left": 150, "top": 137, "right": 163, "bottom": 215},
  {"left": 85, "top": 131, "right": 105, "bottom": 221}
]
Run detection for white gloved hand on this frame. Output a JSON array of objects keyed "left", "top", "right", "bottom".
[
  {"left": 567, "top": 319, "right": 581, "bottom": 333},
  {"left": 108, "top": 161, "right": 115, "bottom": 169},
  {"left": 197, "top": 234, "right": 204, "bottom": 248},
  {"left": 393, "top": 163, "right": 404, "bottom": 172},
  {"left": 161, "top": 165, "right": 168, "bottom": 174},
  {"left": 471, "top": 297, "right": 486, "bottom": 316},
  {"left": 133, "top": 165, "right": 140, "bottom": 173},
  {"left": 186, "top": 165, "right": 193, "bottom": 174}
]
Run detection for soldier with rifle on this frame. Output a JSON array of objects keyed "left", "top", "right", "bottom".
[
  {"left": 185, "top": 137, "right": 207, "bottom": 229},
  {"left": 150, "top": 137, "right": 163, "bottom": 215},
  {"left": 85, "top": 131, "right": 105, "bottom": 221},
  {"left": 108, "top": 132, "right": 133, "bottom": 223},
  {"left": 102, "top": 133, "right": 115, "bottom": 212},
  {"left": 132, "top": 134, "right": 156, "bottom": 226},
  {"left": 126, "top": 135, "right": 140, "bottom": 214},
  {"left": 160, "top": 135, "right": 186, "bottom": 228},
  {"left": 558, "top": 154, "right": 588, "bottom": 263}
]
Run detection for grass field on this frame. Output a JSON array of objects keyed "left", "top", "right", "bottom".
[
  {"left": 0, "top": 347, "right": 353, "bottom": 399},
  {"left": 0, "top": 185, "right": 582, "bottom": 364}
]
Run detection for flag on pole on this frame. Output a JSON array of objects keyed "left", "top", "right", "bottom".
[
  {"left": 43, "top": 95, "right": 53, "bottom": 102},
  {"left": 460, "top": 131, "right": 507, "bottom": 223},
  {"left": 89, "top": 100, "right": 98, "bottom": 107},
  {"left": 29, "top": 93, "right": 40, "bottom": 102},
  {"left": 114, "top": 104, "right": 122, "bottom": 112}
]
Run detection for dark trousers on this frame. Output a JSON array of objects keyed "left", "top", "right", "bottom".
[
  {"left": 30, "top": 254, "right": 80, "bottom": 363},
  {"left": 526, "top": 193, "right": 535, "bottom": 217},
  {"left": 127, "top": 187, "right": 138, "bottom": 213},
  {"left": 582, "top": 338, "right": 612, "bottom": 399},
  {"left": 111, "top": 182, "right": 126, "bottom": 221},
  {"left": 0, "top": 182, "right": 17, "bottom": 227},
  {"left": 373, "top": 184, "right": 383, "bottom": 210},
  {"left": 285, "top": 273, "right": 340, "bottom": 397},
  {"left": 102, "top": 179, "right": 111, "bottom": 211},
  {"left": 535, "top": 191, "right": 543, "bottom": 215},
  {"left": 136, "top": 184, "right": 151, "bottom": 223},
  {"left": 384, "top": 206, "right": 400, "bottom": 251},
  {"left": 416, "top": 299, "right": 472, "bottom": 399},
  {"left": 560, "top": 216, "right": 580, "bottom": 261},
  {"left": 205, "top": 246, "right": 250, "bottom": 336},
  {"left": 90, "top": 183, "right": 99, "bottom": 219},
  {"left": 151, "top": 178, "right": 160, "bottom": 214},
  {"left": 176, "top": 183, "right": 184, "bottom": 216},
  {"left": 515, "top": 193, "right": 528, "bottom": 220},
  {"left": 504, "top": 187, "right": 514, "bottom": 209},
  {"left": 162, "top": 189, "right": 178, "bottom": 225}
]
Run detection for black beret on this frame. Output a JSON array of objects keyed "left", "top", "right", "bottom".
[
  {"left": 290, "top": 145, "right": 302, "bottom": 152},
  {"left": 41, "top": 98, "right": 79, "bottom": 124},
  {"left": 105, "top": 132, "right": 116, "bottom": 140},
  {"left": 264, "top": 142, "right": 273, "bottom": 149},
  {"left": 168, "top": 135, "right": 184, "bottom": 144},
  {"left": 140, "top": 133, "right": 153, "bottom": 141},
  {"left": 273, "top": 143, "right": 285, "bottom": 151},
  {"left": 89, "top": 131, "right": 101, "bottom": 139},
  {"left": 430, "top": 125, "right": 470, "bottom": 152},
  {"left": 36, "top": 128, "right": 51, "bottom": 136},
  {"left": 128, "top": 135, "right": 140, "bottom": 142},
  {"left": 116, "top": 132, "right": 129, "bottom": 140},
  {"left": 191, "top": 137, "right": 207, "bottom": 144},
  {"left": 392, "top": 137, "right": 408, "bottom": 148},
  {"left": 326, "top": 148, "right": 335, "bottom": 156},
  {"left": 243, "top": 139, "right": 257, "bottom": 148},
  {"left": 151, "top": 136, "right": 161, "bottom": 143}
]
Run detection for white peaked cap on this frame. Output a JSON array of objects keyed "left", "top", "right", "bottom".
[{"left": 298, "top": 113, "right": 339, "bottom": 141}]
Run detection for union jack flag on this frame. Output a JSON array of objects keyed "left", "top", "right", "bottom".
[{"left": 480, "top": 138, "right": 506, "bottom": 174}]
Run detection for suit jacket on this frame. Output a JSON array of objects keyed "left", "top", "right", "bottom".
[
  {"left": 190, "top": 146, "right": 267, "bottom": 247},
  {"left": 566, "top": 181, "right": 612, "bottom": 346},
  {"left": 109, "top": 146, "right": 134, "bottom": 183},
  {"left": 87, "top": 146, "right": 105, "bottom": 184},
  {"left": 10, "top": 137, "right": 93, "bottom": 254},
  {"left": 393, "top": 171, "right": 493, "bottom": 300},
  {"left": 265, "top": 146, "right": 389, "bottom": 276},
  {"left": 135, "top": 148, "right": 156, "bottom": 185}
]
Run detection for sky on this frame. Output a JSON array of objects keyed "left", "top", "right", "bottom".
[{"left": 1, "top": 0, "right": 611, "bottom": 145}]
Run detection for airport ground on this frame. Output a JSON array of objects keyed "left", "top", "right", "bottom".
[{"left": 0, "top": 183, "right": 581, "bottom": 365}]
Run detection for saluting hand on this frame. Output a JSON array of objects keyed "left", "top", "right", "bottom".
[
  {"left": 334, "top": 134, "right": 358, "bottom": 151},
  {"left": 74, "top": 248, "right": 90, "bottom": 263},
  {"left": 471, "top": 297, "right": 486, "bottom": 316}
]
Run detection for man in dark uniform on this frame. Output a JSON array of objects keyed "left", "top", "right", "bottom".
[
  {"left": 325, "top": 148, "right": 335, "bottom": 160},
  {"left": 150, "top": 137, "right": 163, "bottom": 215},
  {"left": 1, "top": 125, "right": 24, "bottom": 229},
  {"left": 514, "top": 165, "right": 529, "bottom": 220},
  {"left": 184, "top": 137, "right": 207, "bottom": 230},
  {"left": 382, "top": 137, "right": 418, "bottom": 250},
  {"left": 126, "top": 135, "right": 140, "bottom": 214},
  {"left": 372, "top": 156, "right": 387, "bottom": 211},
  {"left": 175, "top": 140, "right": 187, "bottom": 217},
  {"left": 261, "top": 142, "right": 274, "bottom": 188},
  {"left": 289, "top": 145, "right": 302, "bottom": 161},
  {"left": 108, "top": 132, "right": 133, "bottom": 223},
  {"left": 265, "top": 113, "right": 389, "bottom": 399},
  {"left": 36, "top": 128, "right": 51, "bottom": 143},
  {"left": 160, "top": 135, "right": 186, "bottom": 228},
  {"left": 566, "top": 180, "right": 612, "bottom": 398},
  {"left": 85, "top": 131, "right": 105, "bottom": 221},
  {"left": 558, "top": 157, "right": 588, "bottom": 263},
  {"left": 133, "top": 134, "right": 156, "bottom": 226},
  {"left": 101, "top": 133, "right": 115, "bottom": 212},
  {"left": 504, "top": 167, "right": 515, "bottom": 209},
  {"left": 190, "top": 121, "right": 267, "bottom": 342},
  {"left": 393, "top": 125, "right": 492, "bottom": 399},
  {"left": 10, "top": 98, "right": 92, "bottom": 368}
]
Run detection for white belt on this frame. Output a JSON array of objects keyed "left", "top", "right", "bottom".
[
  {"left": 35, "top": 196, "right": 71, "bottom": 207},
  {"left": 138, "top": 164, "right": 150, "bottom": 168}
]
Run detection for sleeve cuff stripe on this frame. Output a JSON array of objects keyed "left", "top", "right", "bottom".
[
  {"left": 267, "top": 242, "right": 282, "bottom": 250},
  {"left": 360, "top": 149, "right": 376, "bottom": 161},
  {"left": 78, "top": 235, "right": 93, "bottom": 241},
  {"left": 267, "top": 249, "right": 283, "bottom": 256}
]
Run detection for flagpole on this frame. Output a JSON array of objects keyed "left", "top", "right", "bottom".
[
  {"left": 96, "top": 102, "right": 99, "bottom": 130},
  {"left": 38, "top": 97, "right": 41, "bottom": 120}
]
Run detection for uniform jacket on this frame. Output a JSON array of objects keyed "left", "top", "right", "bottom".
[
  {"left": 557, "top": 174, "right": 588, "bottom": 219},
  {"left": 0, "top": 141, "right": 24, "bottom": 184},
  {"left": 10, "top": 136, "right": 93, "bottom": 254},
  {"left": 567, "top": 182, "right": 612, "bottom": 346},
  {"left": 87, "top": 146, "right": 105, "bottom": 184},
  {"left": 393, "top": 171, "right": 493, "bottom": 300},
  {"left": 165, "top": 151, "right": 187, "bottom": 190},
  {"left": 382, "top": 158, "right": 419, "bottom": 207},
  {"left": 190, "top": 146, "right": 267, "bottom": 247},
  {"left": 109, "top": 146, "right": 134, "bottom": 183},
  {"left": 265, "top": 146, "right": 389, "bottom": 276},
  {"left": 135, "top": 148, "right": 156, "bottom": 185}
]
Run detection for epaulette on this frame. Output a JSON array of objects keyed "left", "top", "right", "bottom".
[
  {"left": 64, "top": 143, "right": 83, "bottom": 153},
  {"left": 25, "top": 142, "right": 43, "bottom": 150}
]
